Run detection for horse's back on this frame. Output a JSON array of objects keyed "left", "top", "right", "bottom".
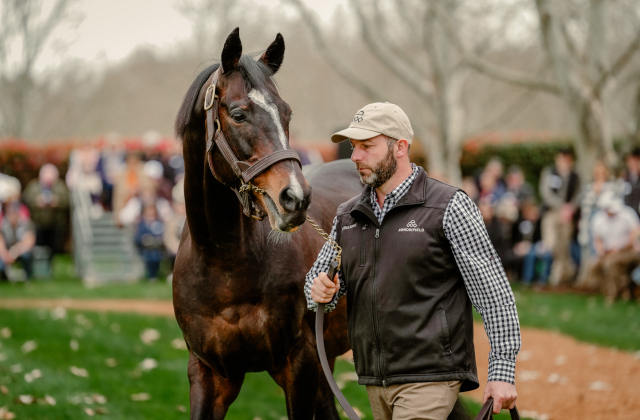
[{"left": 303, "top": 159, "right": 362, "bottom": 206}]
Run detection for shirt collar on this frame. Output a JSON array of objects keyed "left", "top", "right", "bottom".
[{"left": 370, "top": 163, "right": 419, "bottom": 206}]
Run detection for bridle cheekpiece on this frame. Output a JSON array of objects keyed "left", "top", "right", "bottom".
[{"left": 203, "top": 67, "right": 301, "bottom": 220}]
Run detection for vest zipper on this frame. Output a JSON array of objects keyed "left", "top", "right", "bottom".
[
  {"left": 359, "top": 224, "right": 368, "bottom": 266},
  {"left": 371, "top": 227, "right": 386, "bottom": 387}
]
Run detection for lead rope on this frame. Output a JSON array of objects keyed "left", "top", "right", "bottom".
[{"left": 305, "top": 217, "right": 362, "bottom": 420}]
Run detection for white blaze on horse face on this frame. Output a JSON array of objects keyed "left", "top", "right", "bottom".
[{"left": 248, "top": 88, "right": 304, "bottom": 201}]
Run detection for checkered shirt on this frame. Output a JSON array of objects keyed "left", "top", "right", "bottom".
[{"left": 304, "top": 167, "right": 521, "bottom": 384}]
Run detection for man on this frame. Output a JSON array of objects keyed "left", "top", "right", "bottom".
[
  {"left": 304, "top": 102, "right": 521, "bottom": 419},
  {"left": 588, "top": 191, "right": 640, "bottom": 301},
  {"left": 22, "top": 164, "right": 69, "bottom": 258},
  {"left": 539, "top": 148, "right": 580, "bottom": 286},
  {"left": 622, "top": 147, "right": 640, "bottom": 217},
  {"left": 0, "top": 200, "right": 36, "bottom": 280}
]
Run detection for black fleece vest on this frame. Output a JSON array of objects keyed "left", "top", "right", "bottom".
[{"left": 335, "top": 168, "right": 479, "bottom": 391}]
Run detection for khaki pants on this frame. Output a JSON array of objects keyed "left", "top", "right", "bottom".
[
  {"left": 366, "top": 381, "right": 462, "bottom": 420},
  {"left": 541, "top": 209, "right": 576, "bottom": 286},
  {"left": 587, "top": 246, "right": 640, "bottom": 301}
]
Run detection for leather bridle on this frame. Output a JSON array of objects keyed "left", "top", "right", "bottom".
[{"left": 203, "top": 67, "right": 301, "bottom": 220}]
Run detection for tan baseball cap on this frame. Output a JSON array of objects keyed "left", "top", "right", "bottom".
[{"left": 331, "top": 102, "right": 414, "bottom": 144}]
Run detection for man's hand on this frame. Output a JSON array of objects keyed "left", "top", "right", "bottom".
[
  {"left": 483, "top": 381, "right": 517, "bottom": 414},
  {"left": 310, "top": 272, "right": 339, "bottom": 303}
]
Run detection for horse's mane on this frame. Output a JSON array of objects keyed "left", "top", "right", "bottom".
[{"left": 174, "top": 53, "right": 275, "bottom": 140}]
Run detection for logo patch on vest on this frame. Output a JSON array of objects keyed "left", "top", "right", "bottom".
[
  {"left": 342, "top": 223, "right": 357, "bottom": 231},
  {"left": 398, "top": 220, "right": 424, "bottom": 232}
]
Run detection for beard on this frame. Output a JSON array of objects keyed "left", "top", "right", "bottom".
[{"left": 356, "top": 145, "right": 398, "bottom": 189}]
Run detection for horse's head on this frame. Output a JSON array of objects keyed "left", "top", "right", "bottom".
[{"left": 200, "top": 28, "right": 311, "bottom": 232}]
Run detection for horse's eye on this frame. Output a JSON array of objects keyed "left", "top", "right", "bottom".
[{"left": 230, "top": 111, "right": 245, "bottom": 123}]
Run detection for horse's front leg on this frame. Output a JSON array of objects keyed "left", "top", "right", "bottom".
[
  {"left": 188, "top": 350, "right": 244, "bottom": 420},
  {"left": 270, "top": 337, "right": 320, "bottom": 420}
]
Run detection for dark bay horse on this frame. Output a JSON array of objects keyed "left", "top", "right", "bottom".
[
  {"left": 172, "top": 28, "right": 357, "bottom": 419},
  {"left": 173, "top": 28, "right": 470, "bottom": 420}
]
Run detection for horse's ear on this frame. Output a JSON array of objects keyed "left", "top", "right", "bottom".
[
  {"left": 221, "top": 27, "right": 242, "bottom": 73},
  {"left": 259, "top": 33, "right": 285, "bottom": 74}
]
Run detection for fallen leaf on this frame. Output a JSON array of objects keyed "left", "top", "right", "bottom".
[
  {"left": 95, "top": 407, "right": 108, "bottom": 414},
  {"left": 21, "top": 340, "right": 37, "bottom": 354},
  {"left": 140, "top": 358, "right": 158, "bottom": 371},
  {"left": 70, "top": 366, "right": 89, "bottom": 378},
  {"left": 70, "top": 339, "right": 79, "bottom": 351},
  {"left": 589, "top": 381, "right": 611, "bottom": 391},
  {"left": 518, "top": 370, "right": 539, "bottom": 382},
  {"left": 93, "top": 394, "right": 107, "bottom": 404},
  {"left": 67, "top": 395, "right": 82, "bottom": 405},
  {"left": 9, "top": 364, "right": 22, "bottom": 373},
  {"left": 18, "top": 394, "right": 34, "bottom": 404},
  {"left": 0, "top": 406, "right": 16, "bottom": 420},
  {"left": 105, "top": 358, "right": 117, "bottom": 367},
  {"left": 547, "top": 373, "right": 569, "bottom": 384},
  {"left": 84, "top": 396, "right": 93, "bottom": 404},
  {"left": 0, "top": 353, "right": 6, "bottom": 362},
  {"left": 554, "top": 355, "right": 567, "bottom": 365},
  {"left": 517, "top": 351, "right": 531, "bottom": 361},
  {"left": 45, "top": 395, "right": 56, "bottom": 406},
  {"left": 140, "top": 328, "right": 160, "bottom": 345},
  {"left": 50, "top": 306, "right": 67, "bottom": 320},
  {"left": 177, "top": 405, "right": 186, "bottom": 412},
  {"left": 0, "top": 386, "right": 7, "bottom": 394},
  {"left": 171, "top": 338, "right": 187, "bottom": 350},
  {"left": 75, "top": 314, "right": 93, "bottom": 328},
  {"left": 0, "top": 328, "right": 11, "bottom": 339},
  {"left": 84, "top": 407, "right": 95, "bottom": 416},
  {"left": 131, "top": 392, "right": 151, "bottom": 401}
]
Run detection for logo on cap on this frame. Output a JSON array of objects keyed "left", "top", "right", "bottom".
[{"left": 353, "top": 110, "right": 364, "bottom": 123}]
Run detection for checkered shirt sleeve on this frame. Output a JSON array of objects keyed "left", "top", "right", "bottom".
[
  {"left": 304, "top": 217, "right": 346, "bottom": 312},
  {"left": 443, "top": 191, "right": 521, "bottom": 384}
]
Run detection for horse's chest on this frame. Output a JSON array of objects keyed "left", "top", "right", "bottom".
[{"left": 196, "top": 305, "right": 298, "bottom": 372}]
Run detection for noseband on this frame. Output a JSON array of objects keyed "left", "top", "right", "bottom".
[{"left": 203, "top": 67, "right": 301, "bottom": 220}]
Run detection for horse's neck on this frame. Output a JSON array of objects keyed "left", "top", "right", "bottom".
[{"left": 182, "top": 129, "right": 259, "bottom": 251}]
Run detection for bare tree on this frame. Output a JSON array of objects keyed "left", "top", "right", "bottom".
[
  {"left": 0, "top": 0, "right": 78, "bottom": 138},
  {"left": 435, "top": 0, "right": 640, "bottom": 179},
  {"left": 288, "top": 0, "right": 474, "bottom": 184}
]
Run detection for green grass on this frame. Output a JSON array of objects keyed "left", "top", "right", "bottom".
[
  {"left": 0, "top": 308, "right": 517, "bottom": 420},
  {"left": 0, "top": 255, "right": 172, "bottom": 300}
]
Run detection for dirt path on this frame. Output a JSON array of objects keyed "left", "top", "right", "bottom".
[{"left": 1, "top": 298, "right": 639, "bottom": 420}]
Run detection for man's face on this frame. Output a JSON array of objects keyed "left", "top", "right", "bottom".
[
  {"left": 350, "top": 135, "right": 397, "bottom": 189},
  {"left": 626, "top": 155, "right": 640, "bottom": 174}
]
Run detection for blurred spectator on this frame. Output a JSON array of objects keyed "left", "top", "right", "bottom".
[
  {"left": 0, "top": 174, "right": 25, "bottom": 223},
  {"left": 66, "top": 145, "right": 103, "bottom": 207},
  {"left": 621, "top": 147, "right": 640, "bottom": 217},
  {"left": 112, "top": 151, "right": 149, "bottom": 225},
  {"left": 476, "top": 158, "right": 507, "bottom": 204},
  {"left": 163, "top": 180, "right": 186, "bottom": 260},
  {"left": 134, "top": 202, "right": 165, "bottom": 281},
  {"left": 576, "top": 160, "right": 623, "bottom": 284},
  {"left": 539, "top": 148, "right": 580, "bottom": 286},
  {"left": 586, "top": 191, "right": 640, "bottom": 302},
  {"left": 478, "top": 198, "right": 515, "bottom": 278},
  {"left": 96, "top": 137, "right": 125, "bottom": 211},
  {"left": 145, "top": 159, "right": 172, "bottom": 203},
  {"left": 22, "top": 164, "right": 69, "bottom": 258},
  {"left": 512, "top": 200, "right": 551, "bottom": 286},
  {"left": 461, "top": 176, "right": 479, "bottom": 203},
  {"left": 0, "top": 200, "right": 36, "bottom": 280},
  {"left": 505, "top": 165, "right": 534, "bottom": 205}
]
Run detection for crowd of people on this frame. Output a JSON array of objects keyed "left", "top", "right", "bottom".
[
  {"left": 0, "top": 136, "right": 187, "bottom": 282},
  {"left": 2, "top": 139, "right": 640, "bottom": 296},
  {"left": 462, "top": 147, "right": 640, "bottom": 302}
]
